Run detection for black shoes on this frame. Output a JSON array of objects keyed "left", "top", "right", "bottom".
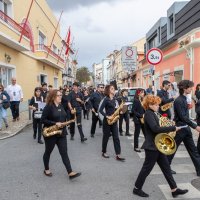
[
  {"left": 102, "top": 153, "right": 110, "bottom": 158},
  {"left": 116, "top": 155, "right": 125, "bottom": 162},
  {"left": 70, "top": 137, "right": 74, "bottom": 141},
  {"left": 69, "top": 172, "right": 81, "bottom": 180},
  {"left": 125, "top": 133, "right": 132, "bottom": 136},
  {"left": 81, "top": 137, "right": 87, "bottom": 142},
  {"left": 171, "top": 169, "right": 176, "bottom": 174},
  {"left": 44, "top": 170, "right": 53, "bottom": 177},
  {"left": 119, "top": 132, "right": 123, "bottom": 136},
  {"left": 33, "top": 134, "right": 36, "bottom": 139},
  {"left": 172, "top": 188, "right": 188, "bottom": 198},
  {"left": 134, "top": 148, "right": 141, "bottom": 153},
  {"left": 133, "top": 188, "right": 149, "bottom": 197},
  {"left": 38, "top": 140, "right": 43, "bottom": 144},
  {"left": 91, "top": 134, "right": 94, "bottom": 138}
]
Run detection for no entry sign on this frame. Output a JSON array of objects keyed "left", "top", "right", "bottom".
[{"left": 146, "top": 48, "right": 163, "bottom": 65}]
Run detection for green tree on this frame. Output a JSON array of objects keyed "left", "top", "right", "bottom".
[{"left": 76, "top": 67, "right": 91, "bottom": 83}]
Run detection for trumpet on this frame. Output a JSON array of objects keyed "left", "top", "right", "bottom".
[{"left": 154, "top": 112, "right": 176, "bottom": 155}]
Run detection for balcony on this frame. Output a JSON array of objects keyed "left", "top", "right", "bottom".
[
  {"left": 0, "top": 10, "right": 30, "bottom": 51},
  {"left": 35, "top": 44, "right": 65, "bottom": 70}
]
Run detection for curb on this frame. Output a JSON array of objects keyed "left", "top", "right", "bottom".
[{"left": 0, "top": 121, "right": 32, "bottom": 140}]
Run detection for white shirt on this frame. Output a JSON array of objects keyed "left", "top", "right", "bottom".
[{"left": 6, "top": 84, "right": 23, "bottom": 101}]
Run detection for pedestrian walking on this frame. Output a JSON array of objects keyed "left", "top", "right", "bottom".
[
  {"left": 83, "top": 90, "right": 91, "bottom": 120},
  {"left": 29, "top": 87, "right": 44, "bottom": 144},
  {"left": 41, "top": 89, "right": 81, "bottom": 179},
  {"left": 0, "top": 84, "right": 9, "bottom": 130},
  {"left": 133, "top": 95, "right": 188, "bottom": 198},
  {"left": 6, "top": 77, "right": 23, "bottom": 122},
  {"left": 99, "top": 84, "right": 125, "bottom": 161}
]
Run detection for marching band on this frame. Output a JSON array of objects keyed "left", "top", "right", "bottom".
[{"left": 28, "top": 79, "right": 200, "bottom": 198}]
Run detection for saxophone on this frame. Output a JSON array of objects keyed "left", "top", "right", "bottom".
[
  {"left": 160, "top": 102, "right": 173, "bottom": 111},
  {"left": 43, "top": 109, "right": 76, "bottom": 137},
  {"left": 107, "top": 102, "right": 124, "bottom": 125}
]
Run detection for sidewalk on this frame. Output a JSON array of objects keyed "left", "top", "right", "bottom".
[{"left": 0, "top": 111, "right": 32, "bottom": 140}]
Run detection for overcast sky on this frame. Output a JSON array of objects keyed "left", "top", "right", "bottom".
[{"left": 47, "top": 0, "right": 188, "bottom": 70}]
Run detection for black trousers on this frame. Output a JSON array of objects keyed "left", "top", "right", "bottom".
[
  {"left": 70, "top": 112, "right": 85, "bottom": 139},
  {"left": 135, "top": 150, "right": 177, "bottom": 190},
  {"left": 119, "top": 112, "right": 129, "bottom": 134},
  {"left": 43, "top": 135, "right": 72, "bottom": 174},
  {"left": 33, "top": 118, "right": 42, "bottom": 141},
  {"left": 102, "top": 118, "right": 121, "bottom": 155},
  {"left": 83, "top": 109, "right": 89, "bottom": 120},
  {"left": 90, "top": 112, "right": 102, "bottom": 135},
  {"left": 168, "top": 127, "right": 200, "bottom": 173},
  {"left": 196, "top": 118, "right": 200, "bottom": 154},
  {"left": 134, "top": 121, "right": 146, "bottom": 149},
  {"left": 10, "top": 101, "right": 20, "bottom": 119}
]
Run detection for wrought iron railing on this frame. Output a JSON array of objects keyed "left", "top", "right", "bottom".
[{"left": 0, "top": 10, "right": 30, "bottom": 39}]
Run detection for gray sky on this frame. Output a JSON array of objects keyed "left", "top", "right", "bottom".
[{"left": 47, "top": 0, "right": 188, "bottom": 70}]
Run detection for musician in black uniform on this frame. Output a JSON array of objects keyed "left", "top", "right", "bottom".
[
  {"left": 68, "top": 82, "right": 87, "bottom": 142},
  {"left": 133, "top": 95, "right": 188, "bottom": 198},
  {"left": 29, "top": 87, "right": 44, "bottom": 144},
  {"left": 83, "top": 89, "right": 91, "bottom": 120},
  {"left": 90, "top": 84, "right": 104, "bottom": 137},
  {"left": 99, "top": 84, "right": 125, "bottom": 161},
  {"left": 168, "top": 80, "right": 200, "bottom": 176},
  {"left": 132, "top": 89, "right": 145, "bottom": 152},
  {"left": 157, "top": 80, "right": 174, "bottom": 119},
  {"left": 41, "top": 89, "right": 81, "bottom": 179},
  {"left": 117, "top": 89, "right": 131, "bottom": 136}
]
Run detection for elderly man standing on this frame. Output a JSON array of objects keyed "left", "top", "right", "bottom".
[{"left": 6, "top": 77, "right": 23, "bottom": 122}]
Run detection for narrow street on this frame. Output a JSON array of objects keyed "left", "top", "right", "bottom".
[{"left": 1, "top": 117, "right": 200, "bottom": 200}]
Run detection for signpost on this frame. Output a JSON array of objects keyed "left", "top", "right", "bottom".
[{"left": 146, "top": 48, "right": 163, "bottom": 93}]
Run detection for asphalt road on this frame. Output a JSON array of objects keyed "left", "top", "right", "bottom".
[{"left": 0, "top": 116, "right": 200, "bottom": 200}]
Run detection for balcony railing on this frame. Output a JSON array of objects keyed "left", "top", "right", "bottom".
[
  {"left": 0, "top": 10, "right": 30, "bottom": 39},
  {"left": 35, "top": 44, "right": 64, "bottom": 63}
]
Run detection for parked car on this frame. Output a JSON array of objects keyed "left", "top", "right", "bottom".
[{"left": 119, "top": 87, "right": 145, "bottom": 116}]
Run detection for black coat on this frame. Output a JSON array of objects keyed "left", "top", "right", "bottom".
[
  {"left": 132, "top": 98, "right": 145, "bottom": 124},
  {"left": 141, "top": 109, "right": 176, "bottom": 151}
]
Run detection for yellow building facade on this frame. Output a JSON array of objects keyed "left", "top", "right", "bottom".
[{"left": 0, "top": 0, "right": 67, "bottom": 101}]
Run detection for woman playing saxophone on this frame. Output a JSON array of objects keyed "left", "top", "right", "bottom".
[
  {"left": 99, "top": 84, "right": 125, "bottom": 161},
  {"left": 41, "top": 89, "right": 81, "bottom": 179}
]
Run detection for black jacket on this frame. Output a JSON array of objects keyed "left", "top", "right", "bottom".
[
  {"left": 90, "top": 91, "right": 104, "bottom": 112},
  {"left": 141, "top": 109, "right": 176, "bottom": 151},
  {"left": 41, "top": 103, "right": 67, "bottom": 136},
  {"left": 157, "top": 89, "right": 174, "bottom": 118},
  {"left": 174, "top": 95, "right": 197, "bottom": 129},
  {"left": 132, "top": 98, "right": 145, "bottom": 124}
]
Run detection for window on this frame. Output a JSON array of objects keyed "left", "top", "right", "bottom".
[
  {"left": 54, "top": 77, "right": 58, "bottom": 89},
  {"left": 148, "top": 34, "right": 157, "bottom": 49},
  {"left": 53, "top": 44, "right": 57, "bottom": 54},
  {"left": 40, "top": 74, "right": 47, "bottom": 85},
  {"left": 0, "top": 0, "right": 12, "bottom": 18},
  {"left": 158, "top": 26, "right": 161, "bottom": 44},
  {"left": 0, "top": 67, "right": 14, "bottom": 87},
  {"left": 169, "top": 15, "right": 174, "bottom": 35},
  {"left": 39, "top": 31, "right": 46, "bottom": 48}
]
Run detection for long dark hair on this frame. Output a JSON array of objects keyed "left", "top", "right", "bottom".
[
  {"left": 46, "top": 89, "right": 60, "bottom": 105},
  {"left": 104, "top": 84, "right": 114, "bottom": 97},
  {"left": 134, "top": 89, "right": 145, "bottom": 100},
  {"left": 195, "top": 84, "right": 200, "bottom": 96}
]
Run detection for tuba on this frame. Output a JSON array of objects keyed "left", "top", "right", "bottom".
[
  {"left": 154, "top": 112, "right": 176, "bottom": 155},
  {"left": 160, "top": 102, "right": 173, "bottom": 112},
  {"left": 43, "top": 109, "right": 76, "bottom": 137},
  {"left": 107, "top": 101, "right": 124, "bottom": 125}
]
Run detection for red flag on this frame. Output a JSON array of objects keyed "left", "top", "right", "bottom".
[{"left": 65, "top": 27, "right": 71, "bottom": 55}]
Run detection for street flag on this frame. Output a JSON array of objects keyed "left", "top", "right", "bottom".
[{"left": 65, "top": 27, "right": 71, "bottom": 56}]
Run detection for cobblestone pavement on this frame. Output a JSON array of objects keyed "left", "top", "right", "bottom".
[{"left": 0, "top": 111, "right": 32, "bottom": 140}]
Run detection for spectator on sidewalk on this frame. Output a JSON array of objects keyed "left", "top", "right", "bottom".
[
  {"left": 29, "top": 87, "right": 44, "bottom": 144},
  {"left": 6, "top": 77, "right": 23, "bottom": 122},
  {"left": 0, "top": 84, "right": 9, "bottom": 130}
]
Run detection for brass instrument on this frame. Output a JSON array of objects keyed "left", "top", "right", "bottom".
[
  {"left": 43, "top": 109, "right": 76, "bottom": 137},
  {"left": 107, "top": 102, "right": 124, "bottom": 125},
  {"left": 140, "top": 116, "right": 144, "bottom": 124},
  {"left": 154, "top": 112, "right": 176, "bottom": 155},
  {"left": 160, "top": 102, "right": 173, "bottom": 112}
]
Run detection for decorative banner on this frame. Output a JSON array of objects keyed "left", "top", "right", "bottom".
[
  {"left": 121, "top": 46, "right": 137, "bottom": 71},
  {"left": 146, "top": 48, "right": 163, "bottom": 65}
]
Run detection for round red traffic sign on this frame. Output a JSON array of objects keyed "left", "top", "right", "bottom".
[{"left": 146, "top": 48, "right": 163, "bottom": 65}]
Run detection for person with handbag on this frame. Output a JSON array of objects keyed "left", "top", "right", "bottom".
[
  {"left": 41, "top": 89, "right": 81, "bottom": 179},
  {"left": 29, "top": 87, "right": 44, "bottom": 144},
  {"left": 0, "top": 84, "right": 9, "bottom": 130}
]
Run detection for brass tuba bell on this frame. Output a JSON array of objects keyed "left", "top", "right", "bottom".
[{"left": 154, "top": 113, "right": 176, "bottom": 155}]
